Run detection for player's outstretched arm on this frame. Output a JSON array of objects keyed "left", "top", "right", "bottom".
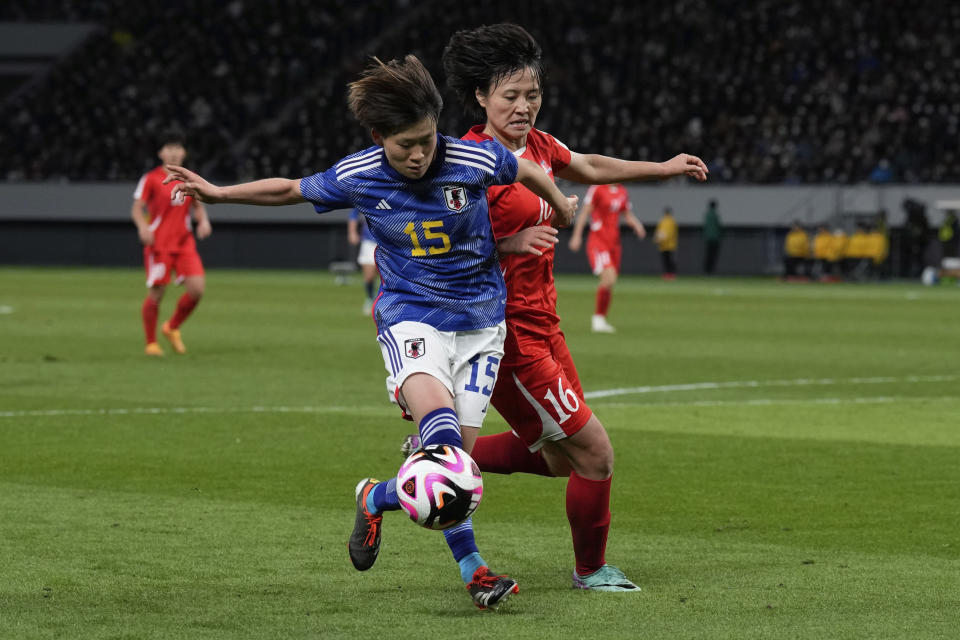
[
  {"left": 558, "top": 152, "right": 708, "bottom": 184},
  {"left": 515, "top": 158, "right": 577, "bottom": 227},
  {"left": 163, "top": 165, "right": 305, "bottom": 206}
]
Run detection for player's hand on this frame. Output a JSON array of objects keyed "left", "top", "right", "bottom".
[
  {"left": 568, "top": 234, "right": 582, "bottom": 252},
  {"left": 662, "top": 154, "right": 709, "bottom": 182},
  {"left": 552, "top": 195, "right": 578, "bottom": 228},
  {"left": 634, "top": 222, "right": 647, "bottom": 239},
  {"left": 196, "top": 218, "right": 212, "bottom": 240},
  {"left": 137, "top": 226, "right": 154, "bottom": 246},
  {"left": 498, "top": 225, "right": 559, "bottom": 256},
  {"left": 163, "top": 165, "right": 223, "bottom": 203}
]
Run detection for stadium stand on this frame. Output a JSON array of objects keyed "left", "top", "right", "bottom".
[{"left": 1, "top": 0, "right": 959, "bottom": 184}]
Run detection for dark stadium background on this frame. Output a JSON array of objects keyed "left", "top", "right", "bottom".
[{"left": 1, "top": 0, "right": 958, "bottom": 274}]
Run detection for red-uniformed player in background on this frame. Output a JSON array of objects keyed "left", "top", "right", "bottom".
[
  {"left": 131, "top": 131, "right": 211, "bottom": 356},
  {"left": 568, "top": 184, "right": 646, "bottom": 333}
]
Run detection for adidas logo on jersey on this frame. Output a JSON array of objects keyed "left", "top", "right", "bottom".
[{"left": 375, "top": 199, "right": 391, "bottom": 210}]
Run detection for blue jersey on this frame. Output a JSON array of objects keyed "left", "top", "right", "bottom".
[
  {"left": 348, "top": 208, "right": 376, "bottom": 243},
  {"left": 300, "top": 134, "right": 519, "bottom": 332}
]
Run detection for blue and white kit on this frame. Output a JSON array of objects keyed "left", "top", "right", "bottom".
[
  {"left": 300, "top": 134, "right": 519, "bottom": 425},
  {"left": 300, "top": 134, "right": 518, "bottom": 333}
]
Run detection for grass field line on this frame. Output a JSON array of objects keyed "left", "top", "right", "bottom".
[
  {"left": 3, "top": 386, "right": 957, "bottom": 421},
  {"left": 594, "top": 395, "right": 960, "bottom": 409},
  {"left": 583, "top": 374, "right": 958, "bottom": 399},
  {"left": 0, "top": 405, "right": 389, "bottom": 419}
]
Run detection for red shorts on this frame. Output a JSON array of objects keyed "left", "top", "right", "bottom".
[
  {"left": 144, "top": 247, "right": 204, "bottom": 287},
  {"left": 586, "top": 239, "right": 621, "bottom": 275},
  {"left": 491, "top": 329, "right": 593, "bottom": 451}
]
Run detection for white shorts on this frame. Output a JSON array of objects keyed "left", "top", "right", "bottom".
[
  {"left": 377, "top": 320, "right": 506, "bottom": 428},
  {"left": 357, "top": 240, "right": 377, "bottom": 266}
]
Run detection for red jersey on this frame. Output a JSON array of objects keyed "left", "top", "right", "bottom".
[
  {"left": 463, "top": 125, "right": 572, "bottom": 337},
  {"left": 134, "top": 166, "right": 197, "bottom": 253},
  {"left": 584, "top": 184, "right": 629, "bottom": 247}
]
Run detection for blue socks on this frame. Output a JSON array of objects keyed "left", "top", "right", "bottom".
[
  {"left": 419, "top": 408, "right": 486, "bottom": 582},
  {"left": 418, "top": 407, "right": 463, "bottom": 448},
  {"left": 367, "top": 477, "right": 399, "bottom": 514},
  {"left": 365, "top": 406, "right": 487, "bottom": 583},
  {"left": 443, "top": 518, "right": 484, "bottom": 582}
]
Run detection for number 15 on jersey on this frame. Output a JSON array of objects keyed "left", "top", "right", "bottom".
[{"left": 404, "top": 220, "right": 451, "bottom": 256}]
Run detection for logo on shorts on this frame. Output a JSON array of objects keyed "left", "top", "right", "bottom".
[
  {"left": 404, "top": 338, "right": 425, "bottom": 359},
  {"left": 442, "top": 185, "right": 467, "bottom": 212}
]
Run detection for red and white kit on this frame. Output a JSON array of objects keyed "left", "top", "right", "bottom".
[
  {"left": 584, "top": 184, "right": 629, "bottom": 275},
  {"left": 463, "top": 126, "right": 593, "bottom": 449},
  {"left": 134, "top": 166, "right": 204, "bottom": 287}
]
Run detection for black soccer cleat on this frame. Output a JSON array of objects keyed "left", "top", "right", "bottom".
[
  {"left": 348, "top": 478, "right": 382, "bottom": 571},
  {"left": 466, "top": 566, "right": 519, "bottom": 610}
]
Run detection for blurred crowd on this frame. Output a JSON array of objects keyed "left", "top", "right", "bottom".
[{"left": 2, "top": 0, "right": 960, "bottom": 183}]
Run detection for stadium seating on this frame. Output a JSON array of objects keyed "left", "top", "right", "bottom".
[{"left": 1, "top": 0, "right": 958, "bottom": 183}]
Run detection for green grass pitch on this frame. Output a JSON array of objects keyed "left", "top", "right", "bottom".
[{"left": 1, "top": 267, "right": 958, "bottom": 639}]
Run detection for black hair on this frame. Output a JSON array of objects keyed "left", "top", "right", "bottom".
[
  {"left": 347, "top": 55, "right": 443, "bottom": 137},
  {"left": 156, "top": 128, "right": 186, "bottom": 151},
  {"left": 442, "top": 23, "right": 543, "bottom": 117}
]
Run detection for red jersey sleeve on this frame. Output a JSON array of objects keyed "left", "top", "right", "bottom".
[
  {"left": 584, "top": 184, "right": 598, "bottom": 206},
  {"left": 543, "top": 132, "right": 572, "bottom": 173},
  {"left": 133, "top": 172, "right": 153, "bottom": 203}
]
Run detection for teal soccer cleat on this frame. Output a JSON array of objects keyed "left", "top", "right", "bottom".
[{"left": 572, "top": 564, "right": 641, "bottom": 592}]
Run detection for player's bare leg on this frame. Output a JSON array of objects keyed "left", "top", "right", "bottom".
[
  {"left": 398, "top": 373, "right": 518, "bottom": 609},
  {"left": 162, "top": 275, "right": 204, "bottom": 354},
  {"left": 361, "top": 263, "right": 377, "bottom": 315},
  {"left": 143, "top": 285, "right": 166, "bottom": 356},
  {"left": 545, "top": 417, "right": 640, "bottom": 592}
]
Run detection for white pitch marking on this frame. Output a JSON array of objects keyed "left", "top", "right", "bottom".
[
  {"left": 583, "top": 374, "right": 958, "bottom": 400},
  {"left": 0, "top": 405, "right": 388, "bottom": 419},
  {"left": 0, "top": 305, "right": 13, "bottom": 314},
  {"left": 4, "top": 376, "right": 956, "bottom": 420},
  {"left": 594, "top": 395, "right": 960, "bottom": 410}
]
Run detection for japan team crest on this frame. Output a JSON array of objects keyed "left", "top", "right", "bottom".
[
  {"left": 442, "top": 185, "right": 467, "bottom": 212},
  {"left": 404, "top": 338, "right": 425, "bottom": 359}
]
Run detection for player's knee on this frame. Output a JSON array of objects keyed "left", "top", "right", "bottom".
[
  {"left": 571, "top": 428, "right": 614, "bottom": 479},
  {"left": 590, "top": 443, "right": 614, "bottom": 478}
]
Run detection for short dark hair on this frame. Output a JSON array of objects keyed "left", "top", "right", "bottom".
[
  {"left": 156, "top": 128, "right": 186, "bottom": 151},
  {"left": 347, "top": 55, "right": 442, "bottom": 137},
  {"left": 442, "top": 23, "right": 543, "bottom": 118}
]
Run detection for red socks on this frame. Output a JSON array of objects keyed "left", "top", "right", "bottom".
[
  {"left": 141, "top": 297, "right": 159, "bottom": 343},
  {"left": 470, "top": 431, "right": 554, "bottom": 477},
  {"left": 595, "top": 286, "right": 612, "bottom": 316},
  {"left": 470, "top": 433, "right": 613, "bottom": 575},
  {"left": 566, "top": 472, "right": 612, "bottom": 576},
  {"left": 168, "top": 293, "right": 200, "bottom": 330}
]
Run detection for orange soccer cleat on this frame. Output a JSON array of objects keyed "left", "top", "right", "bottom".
[
  {"left": 161, "top": 321, "right": 187, "bottom": 354},
  {"left": 144, "top": 342, "right": 164, "bottom": 357}
]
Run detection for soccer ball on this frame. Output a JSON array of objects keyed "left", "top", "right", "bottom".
[{"left": 396, "top": 444, "right": 483, "bottom": 530}]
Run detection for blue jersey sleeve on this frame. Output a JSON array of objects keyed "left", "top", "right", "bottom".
[
  {"left": 300, "top": 167, "right": 350, "bottom": 214},
  {"left": 485, "top": 140, "right": 519, "bottom": 186}
]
